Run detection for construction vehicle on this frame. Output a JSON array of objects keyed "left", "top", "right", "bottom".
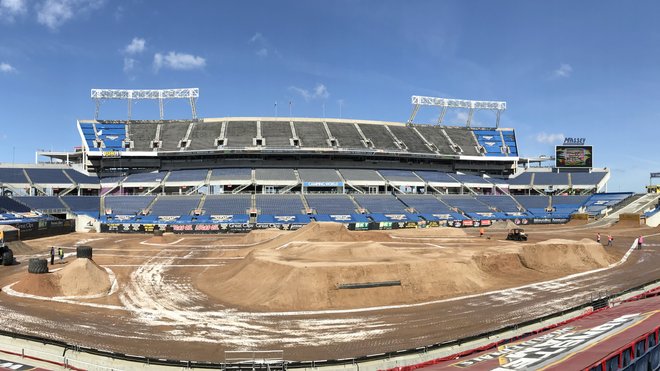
[{"left": 506, "top": 228, "right": 528, "bottom": 241}]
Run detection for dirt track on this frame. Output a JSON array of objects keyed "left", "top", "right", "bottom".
[{"left": 0, "top": 222, "right": 657, "bottom": 362}]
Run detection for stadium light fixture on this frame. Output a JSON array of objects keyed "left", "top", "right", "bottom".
[
  {"left": 91, "top": 88, "right": 199, "bottom": 121},
  {"left": 408, "top": 95, "right": 507, "bottom": 127}
]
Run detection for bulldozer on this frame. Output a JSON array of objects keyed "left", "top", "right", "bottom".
[{"left": 506, "top": 228, "right": 527, "bottom": 241}]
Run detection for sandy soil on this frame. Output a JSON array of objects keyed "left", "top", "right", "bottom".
[{"left": 0, "top": 220, "right": 654, "bottom": 362}]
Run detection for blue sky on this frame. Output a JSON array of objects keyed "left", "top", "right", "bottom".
[{"left": 0, "top": 0, "right": 658, "bottom": 191}]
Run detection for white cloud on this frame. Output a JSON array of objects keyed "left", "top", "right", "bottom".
[
  {"left": 553, "top": 63, "right": 573, "bottom": 78},
  {"left": 249, "top": 32, "right": 265, "bottom": 44},
  {"left": 289, "top": 83, "right": 329, "bottom": 101},
  {"left": 153, "top": 51, "right": 206, "bottom": 72},
  {"left": 123, "top": 57, "right": 135, "bottom": 73},
  {"left": 249, "top": 32, "right": 277, "bottom": 58},
  {"left": 536, "top": 132, "right": 565, "bottom": 144},
  {"left": 0, "top": 0, "right": 27, "bottom": 21},
  {"left": 36, "top": 0, "right": 104, "bottom": 30},
  {"left": 256, "top": 47, "right": 268, "bottom": 57},
  {"left": 0, "top": 62, "right": 16, "bottom": 73},
  {"left": 124, "top": 37, "right": 145, "bottom": 54}
]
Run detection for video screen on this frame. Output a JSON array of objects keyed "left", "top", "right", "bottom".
[{"left": 555, "top": 146, "right": 593, "bottom": 168}]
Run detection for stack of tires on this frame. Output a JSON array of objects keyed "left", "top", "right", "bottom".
[
  {"left": 0, "top": 245, "right": 13, "bottom": 266},
  {"left": 76, "top": 246, "right": 93, "bottom": 259},
  {"left": 28, "top": 258, "right": 48, "bottom": 274}
]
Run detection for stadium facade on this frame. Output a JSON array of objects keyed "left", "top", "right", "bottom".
[{"left": 0, "top": 91, "right": 624, "bottom": 234}]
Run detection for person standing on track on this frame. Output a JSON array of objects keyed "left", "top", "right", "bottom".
[
  {"left": 596, "top": 233, "right": 601, "bottom": 244},
  {"left": 479, "top": 227, "right": 485, "bottom": 237},
  {"left": 58, "top": 247, "right": 63, "bottom": 263},
  {"left": 638, "top": 235, "right": 644, "bottom": 250},
  {"left": 607, "top": 234, "right": 613, "bottom": 247},
  {"left": 49, "top": 246, "right": 55, "bottom": 265}
]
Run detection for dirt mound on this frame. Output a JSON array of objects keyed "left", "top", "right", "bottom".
[
  {"left": 519, "top": 239, "right": 613, "bottom": 272},
  {"left": 284, "top": 222, "right": 392, "bottom": 242},
  {"left": 12, "top": 258, "right": 112, "bottom": 297},
  {"left": 240, "top": 229, "right": 284, "bottom": 244},
  {"left": 388, "top": 227, "right": 467, "bottom": 237}
]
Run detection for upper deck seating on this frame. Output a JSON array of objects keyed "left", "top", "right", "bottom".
[
  {"left": 25, "top": 169, "right": 72, "bottom": 184},
  {"left": 210, "top": 168, "right": 252, "bottom": 182},
  {"left": 444, "top": 127, "right": 480, "bottom": 156},
  {"left": 261, "top": 121, "right": 293, "bottom": 147},
  {"left": 388, "top": 125, "right": 432, "bottom": 153},
  {"left": 105, "top": 195, "right": 156, "bottom": 215},
  {"left": 339, "top": 169, "right": 383, "bottom": 182},
  {"left": 298, "top": 169, "right": 342, "bottom": 183},
  {"left": 225, "top": 121, "right": 257, "bottom": 147},
  {"left": 166, "top": 169, "right": 208, "bottom": 183},
  {"left": 358, "top": 124, "right": 398, "bottom": 150},
  {"left": 325, "top": 122, "right": 365, "bottom": 149},
  {"left": 255, "top": 168, "right": 297, "bottom": 182},
  {"left": 188, "top": 121, "right": 223, "bottom": 151},
  {"left": 127, "top": 122, "right": 158, "bottom": 151},
  {"left": 159, "top": 122, "right": 190, "bottom": 151},
  {"left": 294, "top": 122, "right": 329, "bottom": 147}
]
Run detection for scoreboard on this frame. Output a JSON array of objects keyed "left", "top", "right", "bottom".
[{"left": 555, "top": 145, "right": 592, "bottom": 168}]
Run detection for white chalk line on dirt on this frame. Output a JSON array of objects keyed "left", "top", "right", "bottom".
[
  {"left": 138, "top": 235, "right": 280, "bottom": 248},
  {"left": 92, "top": 254, "right": 243, "bottom": 260},
  {"left": 103, "top": 264, "right": 227, "bottom": 267}
]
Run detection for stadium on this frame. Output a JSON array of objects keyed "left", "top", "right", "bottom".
[{"left": 0, "top": 88, "right": 659, "bottom": 371}]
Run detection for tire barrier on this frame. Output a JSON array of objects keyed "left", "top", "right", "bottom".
[
  {"left": 28, "top": 258, "right": 48, "bottom": 274},
  {"left": 1, "top": 250, "right": 13, "bottom": 266},
  {"left": 76, "top": 246, "right": 93, "bottom": 259}
]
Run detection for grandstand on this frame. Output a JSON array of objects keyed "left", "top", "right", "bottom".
[{"left": 0, "top": 91, "right": 625, "bottom": 231}]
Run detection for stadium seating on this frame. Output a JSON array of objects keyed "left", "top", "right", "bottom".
[
  {"left": 451, "top": 173, "right": 492, "bottom": 187},
  {"left": 473, "top": 130, "right": 504, "bottom": 156},
  {"left": 14, "top": 196, "right": 67, "bottom": 211},
  {"left": 105, "top": 195, "right": 155, "bottom": 215},
  {"left": 325, "top": 122, "right": 365, "bottom": 149},
  {"left": 187, "top": 121, "right": 223, "bottom": 150},
  {"left": 414, "top": 171, "right": 460, "bottom": 185},
  {"left": 298, "top": 169, "right": 342, "bottom": 183},
  {"left": 149, "top": 195, "right": 202, "bottom": 216},
  {"left": 210, "top": 168, "right": 252, "bottom": 182},
  {"left": 95, "top": 123, "right": 127, "bottom": 151},
  {"left": 582, "top": 193, "right": 633, "bottom": 215},
  {"left": 0, "top": 196, "right": 31, "bottom": 213},
  {"left": 0, "top": 168, "right": 29, "bottom": 184},
  {"left": 159, "top": 122, "right": 190, "bottom": 151},
  {"left": 63, "top": 169, "right": 98, "bottom": 184},
  {"left": 378, "top": 170, "right": 423, "bottom": 183},
  {"left": 339, "top": 169, "right": 383, "bottom": 182},
  {"left": 476, "top": 195, "right": 521, "bottom": 212},
  {"left": 225, "top": 121, "right": 257, "bottom": 147},
  {"left": 123, "top": 172, "right": 167, "bottom": 184},
  {"left": 443, "top": 127, "right": 480, "bottom": 155},
  {"left": 127, "top": 122, "right": 158, "bottom": 151},
  {"left": 261, "top": 121, "right": 293, "bottom": 147},
  {"left": 255, "top": 168, "right": 297, "bottom": 182},
  {"left": 414, "top": 125, "right": 454, "bottom": 153},
  {"left": 500, "top": 130, "right": 518, "bottom": 156},
  {"left": 202, "top": 194, "right": 251, "bottom": 214},
  {"left": 570, "top": 172, "right": 607, "bottom": 187},
  {"left": 507, "top": 172, "right": 533, "bottom": 186},
  {"left": 166, "top": 169, "right": 208, "bottom": 183},
  {"left": 388, "top": 125, "right": 433, "bottom": 153},
  {"left": 514, "top": 195, "right": 550, "bottom": 209},
  {"left": 352, "top": 194, "right": 408, "bottom": 213},
  {"left": 25, "top": 169, "right": 72, "bottom": 184},
  {"left": 358, "top": 124, "right": 399, "bottom": 150},
  {"left": 294, "top": 122, "right": 329, "bottom": 147},
  {"left": 397, "top": 194, "right": 453, "bottom": 213},
  {"left": 440, "top": 195, "right": 491, "bottom": 213},
  {"left": 305, "top": 194, "right": 357, "bottom": 214},
  {"left": 256, "top": 194, "right": 305, "bottom": 214},
  {"left": 61, "top": 196, "right": 100, "bottom": 215},
  {"left": 79, "top": 123, "right": 98, "bottom": 150},
  {"left": 533, "top": 172, "right": 569, "bottom": 186}
]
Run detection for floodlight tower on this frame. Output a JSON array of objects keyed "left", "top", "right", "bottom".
[
  {"left": 91, "top": 88, "right": 199, "bottom": 120},
  {"left": 407, "top": 95, "right": 507, "bottom": 127}
]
